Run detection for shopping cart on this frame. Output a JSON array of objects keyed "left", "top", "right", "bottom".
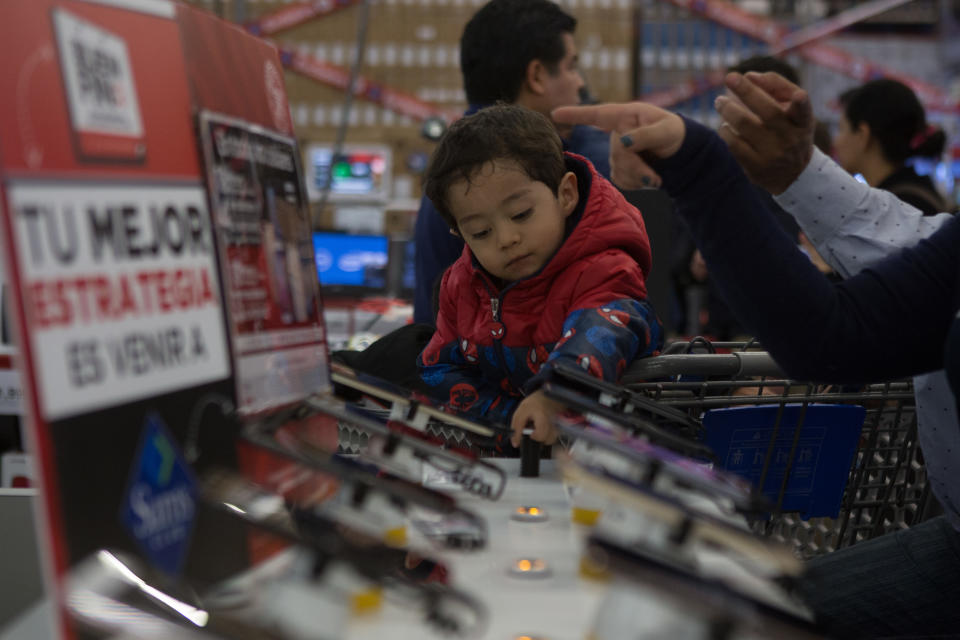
[{"left": 621, "top": 339, "right": 934, "bottom": 559}]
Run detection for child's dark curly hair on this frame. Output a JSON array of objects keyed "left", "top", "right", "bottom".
[{"left": 424, "top": 104, "right": 565, "bottom": 229}]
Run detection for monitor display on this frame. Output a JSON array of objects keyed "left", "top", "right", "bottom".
[
  {"left": 305, "top": 144, "right": 391, "bottom": 201},
  {"left": 313, "top": 232, "right": 389, "bottom": 292},
  {"left": 908, "top": 157, "right": 955, "bottom": 203}
]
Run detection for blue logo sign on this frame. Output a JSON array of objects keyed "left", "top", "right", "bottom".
[{"left": 120, "top": 414, "right": 198, "bottom": 576}]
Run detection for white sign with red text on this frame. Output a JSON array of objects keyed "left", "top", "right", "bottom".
[{"left": 7, "top": 182, "right": 230, "bottom": 420}]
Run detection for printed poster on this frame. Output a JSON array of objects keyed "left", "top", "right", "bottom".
[
  {"left": 0, "top": 4, "right": 251, "bottom": 630},
  {"left": 198, "top": 112, "right": 330, "bottom": 415}
]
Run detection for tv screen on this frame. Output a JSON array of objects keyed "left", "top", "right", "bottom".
[
  {"left": 305, "top": 145, "right": 391, "bottom": 201},
  {"left": 313, "top": 232, "right": 389, "bottom": 292},
  {"left": 909, "top": 157, "right": 954, "bottom": 203}
]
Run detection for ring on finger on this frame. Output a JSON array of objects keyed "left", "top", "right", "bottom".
[{"left": 719, "top": 121, "right": 740, "bottom": 136}]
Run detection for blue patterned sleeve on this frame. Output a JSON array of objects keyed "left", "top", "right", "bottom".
[
  {"left": 523, "top": 298, "right": 662, "bottom": 393},
  {"left": 418, "top": 336, "right": 519, "bottom": 426}
]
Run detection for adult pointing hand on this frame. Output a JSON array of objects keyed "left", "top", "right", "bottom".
[{"left": 552, "top": 102, "right": 686, "bottom": 191}]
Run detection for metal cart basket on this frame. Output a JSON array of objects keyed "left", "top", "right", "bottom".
[
  {"left": 621, "top": 340, "right": 934, "bottom": 559},
  {"left": 336, "top": 338, "right": 934, "bottom": 559}
]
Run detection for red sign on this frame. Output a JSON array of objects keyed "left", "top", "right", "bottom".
[
  {"left": 0, "top": 1, "right": 245, "bottom": 637},
  {"left": 178, "top": 5, "right": 296, "bottom": 136},
  {"left": 178, "top": 5, "right": 332, "bottom": 415},
  {"left": 178, "top": 3, "right": 342, "bottom": 566}
]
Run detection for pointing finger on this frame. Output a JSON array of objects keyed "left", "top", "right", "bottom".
[
  {"left": 617, "top": 115, "right": 686, "bottom": 159},
  {"left": 552, "top": 104, "right": 628, "bottom": 131}
]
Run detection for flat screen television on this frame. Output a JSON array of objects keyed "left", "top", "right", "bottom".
[
  {"left": 304, "top": 144, "right": 391, "bottom": 202},
  {"left": 313, "top": 231, "right": 389, "bottom": 296},
  {"left": 908, "top": 157, "right": 954, "bottom": 199}
]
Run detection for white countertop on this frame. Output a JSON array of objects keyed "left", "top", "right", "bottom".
[{"left": 346, "top": 459, "right": 607, "bottom": 640}]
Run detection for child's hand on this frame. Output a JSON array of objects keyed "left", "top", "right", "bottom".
[{"left": 510, "top": 390, "right": 565, "bottom": 448}]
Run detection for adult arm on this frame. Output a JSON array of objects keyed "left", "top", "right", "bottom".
[
  {"left": 553, "top": 100, "right": 958, "bottom": 382},
  {"left": 773, "top": 148, "right": 953, "bottom": 277},
  {"left": 714, "top": 71, "right": 952, "bottom": 277},
  {"left": 655, "top": 117, "right": 958, "bottom": 383}
]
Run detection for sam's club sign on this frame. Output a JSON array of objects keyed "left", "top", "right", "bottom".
[{"left": 121, "top": 413, "right": 197, "bottom": 575}]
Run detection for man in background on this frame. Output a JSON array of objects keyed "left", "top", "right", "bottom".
[{"left": 413, "top": 0, "right": 614, "bottom": 325}]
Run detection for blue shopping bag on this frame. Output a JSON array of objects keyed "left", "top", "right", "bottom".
[{"left": 702, "top": 404, "right": 865, "bottom": 519}]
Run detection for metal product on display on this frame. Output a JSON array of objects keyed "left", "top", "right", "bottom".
[
  {"left": 330, "top": 367, "right": 520, "bottom": 458},
  {"left": 242, "top": 402, "right": 490, "bottom": 551},
  {"left": 307, "top": 393, "right": 509, "bottom": 500},
  {"left": 621, "top": 341, "right": 930, "bottom": 558},
  {"left": 554, "top": 414, "right": 771, "bottom": 515},
  {"left": 540, "top": 362, "right": 712, "bottom": 459},
  {"left": 200, "top": 469, "right": 488, "bottom": 637},
  {"left": 559, "top": 456, "right": 803, "bottom": 578},
  {"left": 67, "top": 551, "right": 271, "bottom": 640},
  {"left": 584, "top": 533, "right": 821, "bottom": 640},
  {"left": 330, "top": 369, "right": 510, "bottom": 440}
]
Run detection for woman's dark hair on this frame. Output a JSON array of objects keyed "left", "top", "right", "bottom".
[
  {"left": 840, "top": 78, "right": 945, "bottom": 163},
  {"left": 424, "top": 104, "right": 565, "bottom": 228},
  {"left": 460, "top": 0, "right": 577, "bottom": 106}
]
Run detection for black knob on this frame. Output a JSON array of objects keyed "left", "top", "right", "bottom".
[{"left": 520, "top": 431, "right": 541, "bottom": 478}]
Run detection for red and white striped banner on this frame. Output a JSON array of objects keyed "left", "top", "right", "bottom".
[
  {"left": 246, "top": 0, "right": 362, "bottom": 36},
  {"left": 797, "top": 42, "right": 954, "bottom": 112},
  {"left": 646, "top": 0, "right": 958, "bottom": 114},
  {"left": 278, "top": 45, "right": 460, "bottom": 123},
  {"left": 773, "top": 0, "right": 913, "bottom": 52},
  {"left": 670, "top": 0, "right": 787, "bottom": 43},
  {"left": 243, "top": 0, "right": 460, "bottom": 126},
  {"left": 642, "top": 70, "right": 726, "bottom": 108}
]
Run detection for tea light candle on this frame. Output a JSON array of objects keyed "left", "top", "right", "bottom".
[
  {"left": 511, "top": 505, "right": 549, "bottom": 522},
  {"left": 509, "top": 557, "right": 551, "bottom": 578}
]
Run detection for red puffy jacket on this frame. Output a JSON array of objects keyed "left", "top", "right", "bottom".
[{"left": 418, "top": 154, "right": 662, "bottom": 424}]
